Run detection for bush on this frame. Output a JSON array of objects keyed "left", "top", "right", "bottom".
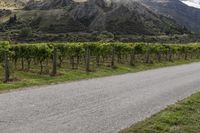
[
  {"left": 19, "top": 27, "right": 32, "bottom": 38},
  {"left": 97, "top": 31, "right": 115, "bottom": 41}
]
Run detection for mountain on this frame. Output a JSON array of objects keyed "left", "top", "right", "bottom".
[
  {"left": 0, "top": 0, "right": 188, "bottom": 35},
  {"left": 70, "top": 0, "right": 185, "bottom": 35},
  {"left": 8, "top": 0, "right": 185, "bottom": 35},
  {"left": 138, "top": 0, "right": 200, "bottom": 33},
  {"left": 25, "top": 0, "right": 73, "bottom": 10},
  {"left": 1, "top": 0, "right": 200, "bottom": 34}
]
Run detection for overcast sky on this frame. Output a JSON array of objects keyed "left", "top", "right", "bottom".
[{"left": 181, "top": 0, "right": 200, "bottom": 8}]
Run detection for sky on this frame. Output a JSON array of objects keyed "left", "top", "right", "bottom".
[
  {"left": 72, "top": 0, "right": 200, "bottom": 9},
  {"left": 181, "top": 0, "right": 200, "bottom": 8}
]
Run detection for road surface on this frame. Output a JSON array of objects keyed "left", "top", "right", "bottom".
[{"left": 1, "top": 63, "right": 200, "bottom": 133}]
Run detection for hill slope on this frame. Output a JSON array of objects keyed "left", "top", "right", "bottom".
[
  {"left": 0, "top": 0, "right": 188, "bottom": 39},
  {"left": 25, "top": 0, "right": 72, "bottom": 10},
  {"left": 70, "top": 0, "right": 185, "bottom": 35},
  {"left": 6, "top": 0, "right": 186, "bottom": 35},
  {"left": 139, "top": 0, "right": 200, "bottom": 33}
]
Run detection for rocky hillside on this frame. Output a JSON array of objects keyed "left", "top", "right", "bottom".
[
  {"left": 139, "top": 0, "right": 200, "bottom": 33},
  {"left": 25, "top": 0, "right": 73, "bottom": 10},
  {"left": 69, "top": 0, "right": 185, "bottom": 35},
  {"left": 1, "top": 0, "right": 200, "bottom": 34},
  {"left": 0, "top": 0, "right": 189, "bottom": 36},
  {"left": 7, "top": 0, "right": 185, "bottom": 35}
]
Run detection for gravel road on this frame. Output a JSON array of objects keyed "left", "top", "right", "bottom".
[{"left": 1, "top": 63, "right": 200, "bottom": 133}]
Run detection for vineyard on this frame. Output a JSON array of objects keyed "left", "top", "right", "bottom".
[{"left": 0, "top": 41, "right": 200, "bottom": 83}]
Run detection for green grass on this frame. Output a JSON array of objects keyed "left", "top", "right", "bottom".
[
  {"left": 0, "top": 59, "right": 199, "bottom": 92},
  {"left": 120, "top": 91, "right": 200, "bottom": 133}
]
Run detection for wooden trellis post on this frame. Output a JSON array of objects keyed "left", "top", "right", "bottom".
[
  {"left": 4, "top": 51, "right": 10, "bottom": 83},
  {"left": 52, "top": 48, "right": 57, "bottom": 76},
  {"left": 85, "top": 47, "right": 90, "bottom": 72},
  {"left": 111, "top": 46, "right": 115, "bottom": 68},
  {"left": 130, "top": 49, "right": 135, "bottom": 66}
]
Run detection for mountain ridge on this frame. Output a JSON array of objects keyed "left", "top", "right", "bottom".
[
  {"left": 0, "top": 0, "right": 190, "bottom": 36},
  {"left": 139, "top": 0, "right": 200, "bottom": 33},
  {"left": 25, "top": 0, "right": 187, "bottom": 35}
]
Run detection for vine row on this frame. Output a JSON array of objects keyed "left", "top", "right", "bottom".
[{"left": 0, "top": 42, "right": 200, "bottom": 82}]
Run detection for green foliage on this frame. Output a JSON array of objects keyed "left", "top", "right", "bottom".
[
  {"left": 1, "top": 42, "right": 200, "bottom": 82},
  {"left": 6, "top": 42, "right": 200, "bottom": 66},
  {"left": 19, "top": 27, "right": 32, "bottom": 37},
  {"left": 97, "top": 31, "right": 115, "bottom": 41},
  {"left": 120, "top": 92, "right": 200, "bottom": 133},
  {"left": 0, "top": 41, "right": 10, "bottom": 50},
  {"left": 0, "top": 41, "right": 10, "bottom": 61}
]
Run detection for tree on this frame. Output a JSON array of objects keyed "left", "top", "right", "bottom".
[{"left": 97, "top": 31, "right": 114, "bottom": 41}]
